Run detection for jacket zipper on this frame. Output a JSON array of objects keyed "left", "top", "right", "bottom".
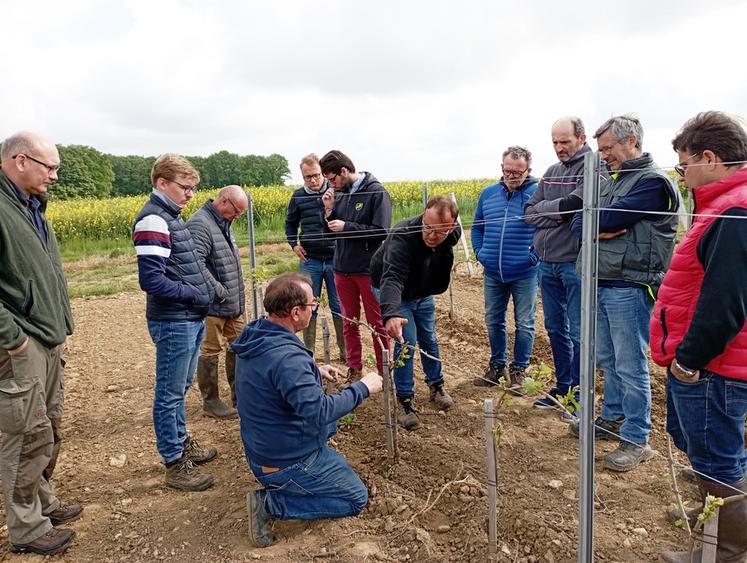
[{"left": 659, "top": 306, "right": 668, "bottom": 355}]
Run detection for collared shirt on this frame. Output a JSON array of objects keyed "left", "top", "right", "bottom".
[
  {"left": 349, "top": 172, "right": 367, "bottom": 194},
  {"left": 13, "top": 183, "right": 48, "bottom": 246}
]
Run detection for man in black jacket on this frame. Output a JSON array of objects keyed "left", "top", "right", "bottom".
[
  {"left": 320, "top": 150, "right": 391, "bottom": 379},
  {"left": 370, "top": 196, "right": 460, "bottom": 430},
  {"left": 187, "top": 185, "right": 248, "bottom": 419},
  {"left": 285, "top": 153, "right": 345, "bottom": 360}
]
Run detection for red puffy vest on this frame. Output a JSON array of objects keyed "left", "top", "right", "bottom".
[{"left": 650, "top": 168, "right": 747, "bottom": 380}]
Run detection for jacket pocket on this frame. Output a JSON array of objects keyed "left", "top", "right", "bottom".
[
  {"left": 0, "top": 377, "right": 35, "bottom": 434},
  {"left": 528, "top": 246, "right": 540, "bottom": 266},
  {"left": 21, "top": 279, "right": 35, "bottom": 316}
]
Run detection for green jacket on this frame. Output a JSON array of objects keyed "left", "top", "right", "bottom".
[{"left": 0, "top": 170, "right": 73, "bottom": 349}]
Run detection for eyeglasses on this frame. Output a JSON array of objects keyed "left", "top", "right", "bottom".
[
  {"left": 423, "top": 222, "right": 454, "bottom": 237},
  {"left": 298, "top": 301, "right": 319, "bottom": 311},
  {"left": 13, "top": 153, "right": 60, "bottom": 174},
  {"left": 226, "top": 197, "right": 242, "bottom": 216},
  {"left": 501, "top": 166, "right": 528, "bottom": 178},
  {"left": 324, "top": 173, "right": 339, "bottom": 183},
  {"left": 674, "top": 153, "right": 701, "bottom": 177},
  {"left": 598, "top": 141, "right": 621, "bottom": 154},
  {"left": 303, "top": 173, "right": 322, "bottom": 182},
  {"left": 170, "top": 179, "right": 197, "bottom": 194}
]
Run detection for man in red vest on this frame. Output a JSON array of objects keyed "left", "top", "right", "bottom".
[{"left": 651, "top": 111, "right": 747, "bottom": 562}]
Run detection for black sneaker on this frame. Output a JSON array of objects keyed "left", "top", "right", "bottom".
[
  {"left": 568, "top": 416, "right": 623, "bottom": 441},
  {"left": 247, "top": 490, "right": 276, "bottom": 547},
  {"left": 473, "top": 363, "right": 505, "bottom": 387},
  {"left": 397, "top": 396, "right": 421, "bottom": 431}
]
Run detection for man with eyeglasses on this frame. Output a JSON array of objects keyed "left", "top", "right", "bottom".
[
  {"left": 319, "top": 150, "right": 391, "bottom": 381},
  {"left": 132, "top": 153, "right": 218, "bottom": 492},
  {"left": 233, "top": 272, "right": 383, "bottom": 547},
  {"left": 186, "top": 185, "right": 249, "bottom": 419},
  {"left": 568, "top": 115, "right": 680, "bottom": 472},
  {"left": 0, "top": 132, "right": 82, "bottom": 555},
  {"left": 285, "top": 153, "right": 346, "bottom": 361},
  {"left": 472, "top": 146, "right": 539, "bottom": 393},
  {"left": 649, "top": 112, "right": 747, "bottom": 562},
  {"left": 524, "top": 117, "right": 592, "bottom": 414},
  {"left": 370, "top": 196, "right": 461, "bottom": 430}
]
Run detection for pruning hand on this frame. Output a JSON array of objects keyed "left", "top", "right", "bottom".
[
  {"left": 322, "top": 188, "right": 335, "bottom": 213},
  {"left": 319, "top": 364, "right": 341, "bottom": 382},
  {"left": 385, "top": 317, "right": 408, "bottom": 343}
]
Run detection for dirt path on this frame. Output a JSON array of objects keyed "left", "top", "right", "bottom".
[{"left": 0, "top": 271, "right": 693, "bottom": 562}]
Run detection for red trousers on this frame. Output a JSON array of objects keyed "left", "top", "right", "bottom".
[{"left": 333, "top": 273, "right": 386, "bottom": 374}]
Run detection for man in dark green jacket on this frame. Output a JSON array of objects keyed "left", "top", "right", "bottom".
[{"left": 0, "top": 131, "right": 81, "bottom": 556}]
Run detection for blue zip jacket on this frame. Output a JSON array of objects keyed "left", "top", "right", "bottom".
[
  {"left": 232, "top": 317, "right": 369, "bottom": 468},
  {"left": 471, "top": 177, "right": 539, "bottom": 282}
]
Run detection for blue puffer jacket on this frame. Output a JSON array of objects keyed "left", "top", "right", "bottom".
[{"left": 471, "top": 177, "right": 539, "bottom": 282}]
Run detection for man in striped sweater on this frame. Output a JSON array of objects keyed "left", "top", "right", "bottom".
[{"left": 132, "top": 154, "right": 217, "bottom": 492}]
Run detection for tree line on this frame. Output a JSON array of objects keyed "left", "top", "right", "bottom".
[{"left": 53, "top": 145, "right": 291, "bottom": 199}]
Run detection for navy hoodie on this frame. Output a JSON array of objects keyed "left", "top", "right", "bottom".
[{"left": 232, "top": 317, "right": 369, "bottom": 468}]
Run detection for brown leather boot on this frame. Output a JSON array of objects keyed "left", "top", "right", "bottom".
[
  {"left": 225, "top": 349, "right": 237, "bottom": 408},
  {"left": 11, "top": 527, "right": 76, "bottom": 555},
  {"left": 662, "top": 476, "right": 747, "bottom": 562},
  {"left": 45, "top": 502, "right": 84, "bottom": 525},
  {"left": 333, "top": 318, "right": 347, "bottom": 363},
  {"left": 196, "top": 356, "right": 237, "bottom": 419}
]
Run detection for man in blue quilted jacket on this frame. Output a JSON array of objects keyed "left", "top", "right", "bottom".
[{"left": 472, "top": 146, "right": 539, "bottom": 391}]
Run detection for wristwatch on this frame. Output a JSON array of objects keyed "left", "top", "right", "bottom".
[{"left": 671, "top": 358, "right": 698, "bottom": 379}]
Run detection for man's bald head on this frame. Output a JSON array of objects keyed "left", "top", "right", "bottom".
[
  {"left": 0, "top": 131, "right": 60, "bottom": 196},
  {"left": 214, "top": 184, "right": 249, "bottom": 221}
]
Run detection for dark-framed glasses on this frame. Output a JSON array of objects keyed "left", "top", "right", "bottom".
[
  {"left": 299, "top": 301, "right": 319, "bottom": 311},
  {"left": 501, "top": 166, "right": 528, "bottom": 178},
  {"left": 303, "top": 172, "right": 322, "bottom": 182},
  {"left": 12, "top": 153, "right": 60, "bottom": 174},
  {"left": 170, "top": 179, "right": 197, "bottom": 194},
  {"left": 423, "top": 222, "right": 455, "bottom": 237},
  {"left": 674, "top": 153, "right": 701, "bottom": 177}
]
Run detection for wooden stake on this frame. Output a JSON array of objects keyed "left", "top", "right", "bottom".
[
  {"left": 484, "top": 399, "right": 498, "bottom": 556},
  {"left": 380, "top": 337, "right": 398, "bottom": 463}
]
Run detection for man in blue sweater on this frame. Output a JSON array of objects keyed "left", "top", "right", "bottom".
[
  {"left": 234, "top": 272, "right": 383, "bottom": 548},
  {"left": 472, "top": 146, "right": 539, "bottom": 391},
  {"left": 569, "top": 115, "right": 679, "bottom": 472}
]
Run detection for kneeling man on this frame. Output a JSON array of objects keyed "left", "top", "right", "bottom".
[{"left": 233, "top": 272, "right": 382, "bottom": 547}]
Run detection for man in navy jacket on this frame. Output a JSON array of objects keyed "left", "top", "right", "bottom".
[
  {"left": 472, "top": 146, "right": 539, "bottom": 391},
  {"left": 234, "top": 272, "right": 382, "bottom": 548}
]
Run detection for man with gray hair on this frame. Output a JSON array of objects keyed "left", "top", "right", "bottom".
[
  {"left": 472, "top": 146, "right": 539, "bottom": 391},
  {"left": 525, "top": 117, "right": 591, "bottom": 413},
  {"left": 0, "top": 132, "right": 82, "bottom": 555},
  {"left": 569, "top": 115, "right": 680, "bottom": 472},
  {"left": 187, "top": 185, "right": 249, "bottom": 419}
]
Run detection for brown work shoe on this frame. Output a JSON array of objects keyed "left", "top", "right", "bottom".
[
  {"left": 165, "top": 457, "right": 215, "bottom": 491},
  {"left": 183, "top": 435, "right": 218, "bottom": 465},
  {"left": 11, "top": 527, "right": 76, "bottom": 556},
  {"left": 397, "top": 397, "right": 421, "bottom": 431},
  {"left": 507, "top": 366, "right": 526, "bottom": 396},
  {"left": 428, "top": 384, "right": 454, "bottom": 411},
  {"left": 247, "top": 490, "right": 276, "bottom": 547},
  {"left": 45, "top": 502, "right": 84, "bottom": 525}
]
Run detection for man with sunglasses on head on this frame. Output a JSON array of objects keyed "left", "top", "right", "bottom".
[
  {"left": 233, "top": 272, "right": 383, "bottom": 548},
  {"left": 133, "top": 154, "right": 217, "bottom": 492},
  {"left": 285, "top": 153, "right": 346, "bottom": 361},
  {"left": 0, "top": 132, "right": 82, "bottom": 556},
  {"left": 472, "top": 146, "right": 539, "bottom": 393},
  {"left": 186, "top": 185, "right": 248, "bottom": 419},
  {"left": 319, "top": 150, "right": 391, "bottom": 380},
  {"left": 650, "top": 112, "right": 747, "bottom": 563},
  {"left": 569, "top": 115, "right": 680, "bottom": 472},
  {"left": 370, "top": 196, "right": 461, "bottom": 430}
]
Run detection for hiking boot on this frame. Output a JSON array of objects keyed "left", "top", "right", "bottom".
[
  {"left": 11, "top": 527, "right": 76, "bottom": 555},
  {"left": 397, "top": 396, "right": 421, "bottom": 431},
  {"left": 601, "top": 441, "right": 655, "bottom": 472},
  {"left": 507, "top": 365, "right": 526, "bottom": 396},
  {"left": 346, "top": 367, "right": 362, "bottom": 383},
  {"left": 183, "top": 435, "right": 218, "bottom": 465},
  {"left": 474, "top": 363, "right": 505, "bottom": 387},
  {"left": 428, "top": 383, "right": 454, "bottom": 411},
  {"left": 569, "top": 415, "right": 623, "bottom": 442},
  {"left": 45, "top": 502, "right": 84, "bottom": 525},
  {"left": 247, "top": 490, "right": 276, "bottom": 548},
  {"left": 165, "top": 457, "right": 215, "bottom": 491},
  {"left": 197, "top": 356, "right": 238, "bottom": 419},
  {"left": 533, "top": 387, "right": 560, "bottom": 410}
]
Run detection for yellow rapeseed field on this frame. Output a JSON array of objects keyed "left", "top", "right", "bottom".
[{"left": 47, "top": 179, "right": 491, "bottom": 242}]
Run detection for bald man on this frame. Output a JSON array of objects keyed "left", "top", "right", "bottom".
[
  {"left": 524, "top": 117, "right": 591, "bottom": 413},
  {"left": 0, "top": 132, "right": 81, "bottom": 555},
  {"left": 187, "top": 185, "right": 249, "bottom": 419}
]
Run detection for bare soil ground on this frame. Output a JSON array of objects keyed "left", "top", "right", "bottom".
[{"left": 0, "top": 267, "right": 694, "bottom": 562}]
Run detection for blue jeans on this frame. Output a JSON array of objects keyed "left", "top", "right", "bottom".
[
  {"left": 667, "top": 370, "right": 747, "bottom": 483},
  {"left": 596, "top": 287, "right": 652, "bottom": 445},
  {"left": 300, "top": 257, "right": 341, "bottom": 320},
  {"left": 539, "top": 262, "right": 581, "bottom": 392},
  {"left": 391, "top": 296, "right": 443, "bottom": 398},
  {"left": 147, "top": 319, "right": 205, "bottom": 464},
  {"left": 483, "top": 273, "right": 538, "bottom": 368},
  {"left": 251, "top": 446, "right": 368, "bottom": 520}
]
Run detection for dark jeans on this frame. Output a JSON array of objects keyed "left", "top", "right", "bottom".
[{"left": 299, "top": 257, "right": 341, "bottom": 319}]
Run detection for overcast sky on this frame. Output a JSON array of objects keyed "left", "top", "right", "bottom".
[{"left": 3, "top": 0, "right": 746, "bottom": 185}]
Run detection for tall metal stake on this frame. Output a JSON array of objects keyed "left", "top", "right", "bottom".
[
  {"left": 484, "top": 399, "right": 498, "bottom": 556},
  {"left": 247, "top": 193, "right": 259, "bottom": 320},
  {"left": 450, "top": 192, "right": 475, "bottom": 276},
  {"left": 422, "top": 185, "right": 429, "bottom": 209},
  {"left": 381, "top": 338, "right": 397, "bottom": 462},
  {"left": 321, "top": 316, "right": 333, "bottom": 394},
  {"left": 578, "top": 151, "right": 601, "bottom": 562}
]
